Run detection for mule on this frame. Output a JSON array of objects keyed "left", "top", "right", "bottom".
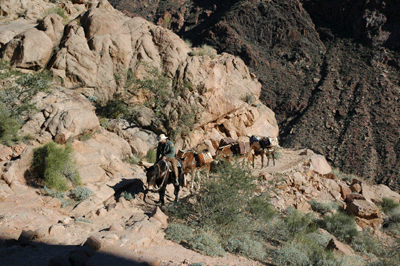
[
  {"left": 179, "top": 150, "right": 212, "bottom": 190},
  {"left": 250, "top": 136, "right": 276, "bottom": 168},
  {"left": 145, "top": 159, "right": 183, "bottom": 206},
  {"left": 215, "top": 143, "right": 253, "bottom": 163}
]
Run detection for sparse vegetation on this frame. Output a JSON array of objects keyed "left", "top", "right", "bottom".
[
  {"left": 120, "top": 191, "right": 134, "bottom": 201},
  {"left": 32, "top": 142, "right": 81, "bottom": 191},
  {"left": 379, "top": 197, "right": 400, "bottom": 214},
  {"left": 321, "top": 211, "right": 359, "bottom": 244},
  {"left": 68, "top": 186, "right": 93, "bottom": 201},
  {"left": 0, "top": 103, "right": 22, "bottom": 146},
  {"left": 308, "top": 199, "right": 338, "bottom": 215},
  {"left": 145, "top": 149, "right": 157, "bottom": 163},
  {"left": 0, "top": 63, "right": 52, "bottom": 146},
  {"left": 188, "top": 44, "right": 217, "bottom": 58},
  {"left": 78, "top": 133, "right": 93, "bottom": 142},
  {"left": 41, "top": 7, "right": 69, "bottom": 24}
]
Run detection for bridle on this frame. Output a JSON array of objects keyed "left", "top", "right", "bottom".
[{"left": 149, "top": 160, "right": 169, "bottom": 192}]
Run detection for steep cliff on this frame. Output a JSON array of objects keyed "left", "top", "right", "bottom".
[{"left": 111, "top": 0, "right": 400, "bottom": 190}]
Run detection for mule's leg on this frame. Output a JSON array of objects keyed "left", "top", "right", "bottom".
[
  {"left": 261, "top": 153, "right": 264, "bottom": 168},
  {"left": 272, "top": 151, "right": 275, "bottom": 166},
  {"left": 173, "top": 184, "right": 180, "bottom": 203},
  {"left": 266, "top": 152, "right": 270, "bottom": 167},
  {"left": 159, "top": 189, "right": 166, "bottom": 206}
]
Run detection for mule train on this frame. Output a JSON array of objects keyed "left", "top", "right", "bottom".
[{"left": 144, "top": 136, "right": 278, "bottom": 205}]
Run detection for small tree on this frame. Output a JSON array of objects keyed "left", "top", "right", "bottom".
[{"left": 32, "top": 142, "right": 81, "bottom": 191}]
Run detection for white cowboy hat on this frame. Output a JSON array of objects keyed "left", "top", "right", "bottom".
[{"left": 158, "top": 134, "right": 168, "bottom": 142}]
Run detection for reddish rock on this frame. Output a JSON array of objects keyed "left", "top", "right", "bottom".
[{"left": 326, "top": 238, "right": 354, "bottom": 256}]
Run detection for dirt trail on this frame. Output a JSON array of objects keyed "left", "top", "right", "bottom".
[{"left": 0, "top": 147, "right": 310, "bottom": 266}]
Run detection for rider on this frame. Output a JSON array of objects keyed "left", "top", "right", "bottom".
[{"left": 156, "top": 134, "right": 179, "bottom": 186}]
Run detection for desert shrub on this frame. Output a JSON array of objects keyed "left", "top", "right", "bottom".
[
  {"left": 120, "top": 191, "right": 134, "bottom": 201},
  {"left": 75, "top": 217, "right": 92, "bottom": 223},
  {"left": 86, "top": 95, "right": 98, "bottom": 103},
  {"left": 190, "top": 161, "right": 259, "bottom": 235},
  {"left": 332, "top": 168, "right": 358, "bottom": 183},
  {"left": 42, "top": 7, "right": 69, "bottom": 24},
  {"left": 32, "top": 142, "right": 81, "bottom": 191},
  {"left": 0, "top": 103, "right": 22, "bottom": 146},
  {"left": 125, "top": 155, "right": 140, "bottom": 165},
  {"left": 167, "top": 160, "right": 274, "bottom": 260},
  {"left": 351, "top": 231, "right": 382, "bottom": 256},
  {"left": 95, "top": 93, "right": 129, "bottom": 119},
  {"left": 189, "top": 230, "right": 226, "bottom": 257},
  {"left": 145, "top": 149, "right": 157, "bottom": 163},
  {"left": 321, "top": 211, "right": 359, "bottom": 243},
  {"left": 99, "top": 117, "right": 109, "bottom": 129},
  {"left": 222, "top": 234, "right": 266, "bottom": 261},
  {"left": 309, "top": 199, "right": 338, "bottom": 215},
  {"left": 79, "top": 133, "right": 93, "bottom": 142},
  {"left": 273, "top": 242, "right": 311, "bottom": 266},
  {"left": 273, "top": 235, "right": 359, "bottom": 266},
  {"left": 379, "top": 197, "right": 400, "bottom": 214},
  {"left": 68, "top": 186, "right": 93, "bottom": 201},
  {"left": 165, "top": 223, "right": 194, "bottom": 243},
  {"left": 248, "top": 194, "right": 277, "bottom": 221},
  {"left": 42, "top": 186, "right": 69, "bottom": 207},
  {"left": 188, "top": 44, "right": 217, "bottom": 58},
  {"left": 283, "top": 207, "right": 315, "bottom": 238}
]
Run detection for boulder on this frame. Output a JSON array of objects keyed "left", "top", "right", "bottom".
[
  {"left": 150, "top": 207, "right": 169, "bottom": 228},
  {"left": 326, "top": 238, "right": 354, "bottom": 256},
  {"left": 37, "top": 14, "right": 65, "bottom": 46},
  {"left": 362, "top": 183, "right": 400, "bottom": 204},
  {"left": 44, "top": 100, "right": 100, "bottom": 144},
  {"left": 347, "top": 199, "right": 381, "bottom": 219},
  {"left": 49, "top": 224, "right": 66, "bottom": 236},
  {"left": 309, "top": 154, "right": 332, "bottom": 175},
  {"left": 0, "top": 145, "right": 13, "bottom": 161},
  {"left": 322, "top": 178, "right": 340, "bottom": 192},
  {"left": 3, "top": 28, "right": 53, "bottom": 69}
]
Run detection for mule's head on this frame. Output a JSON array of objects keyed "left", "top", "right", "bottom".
[{"left": 145, "top": 165, "right": 158, "bottom": 191}]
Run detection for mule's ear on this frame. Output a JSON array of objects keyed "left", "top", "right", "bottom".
[{"left": 144, "top": 166, "right": 148, "bottom": 172}]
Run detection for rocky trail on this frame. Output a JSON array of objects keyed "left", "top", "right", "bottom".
[{"left": 0, "top": 147, "right": 308, "bottom": 266}]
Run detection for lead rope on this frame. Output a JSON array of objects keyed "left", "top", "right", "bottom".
[{"left": 151, "top": 161, "right": 169, "bottom": 192}]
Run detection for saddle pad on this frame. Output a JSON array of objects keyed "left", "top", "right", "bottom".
[{"left": 198, "top": 151, "right": 213, "bottom": 165}]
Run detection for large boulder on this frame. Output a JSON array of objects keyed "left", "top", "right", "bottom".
[
  {"left": 37, "top": 14, "right": 65, "bottom": 46},
  {"left": 46, "top": 3, "right": 278, "bottom": 148},
  {"left": 3, "top": 28, "right": 53, "bottom": 69}
]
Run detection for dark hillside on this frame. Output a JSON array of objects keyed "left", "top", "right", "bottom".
[{"left": 111, "top": 0, "right": 400, "bottom": 190}]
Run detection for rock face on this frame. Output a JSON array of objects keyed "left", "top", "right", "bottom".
[
  {"left": 112, "top": 0, "right": 400, "bottom": 192},
  {"left": 3, "top": 28, "right": 53, "bottom": 69},
  {"left": 1, "top": 1, "right": 278, "bottom": 155}
]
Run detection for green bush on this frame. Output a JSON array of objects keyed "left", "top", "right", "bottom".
[
  {"left": 145, "top": 149, "right": 157, "bottom": 163},
  {"left": 68, "top": 186, "right": 93, "bottom": 201},
  {"left": 379, "top": 197, "right": 399, "bottom": 214},
  {"left": 189, "top": 230, "right": 226, "bottom": 257},
  {"left": 0, "top": 103, "right": 22, "bottom": 146},
  {"left": 32, "top": 142, "right": 81, "bottom": 191},
  {"left": 165, "top": 223, "right": 194, "bottom": 243},
  {"left": 273, "top": 242, "right": 311, "bottom": 266},
  {"left": 79, "top": 133, "right": 93, "bottom": 142},
  {"left": 222, "top": 234, "right": 266, "bottom": 261},
  {"left": 42, "top": 186, "right": 69, "bottom": 207},
  {"left": 283, "top": 207, "right": 315, "bottom": 238},
  {"left": 42, "top": 7, "right": 69, "bottom": 24},
  {"left": 309, "top": 199, "right": 338, "bottom": 215},
  {"left": 351, "top": 231, "right": 382, "bottom": 256},
  {"left": 95, "top": 93, "right": 129, "bottom": 119},
  {"left": 322, "top": 211, "right": 359, "bottom": 243},
  {"left": 120, "top": 191, "right": 134, "bottom": 201},
  {"left": 188, "top": 44, "right": 217, "bottom": 58}
]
